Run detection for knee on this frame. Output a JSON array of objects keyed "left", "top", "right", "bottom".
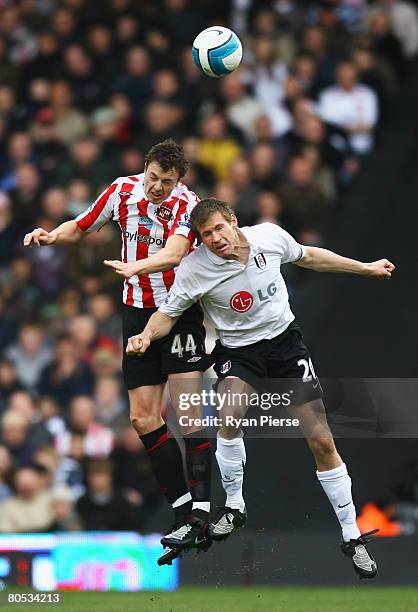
[
  {"left": 308, "top": 436, "right": 336, "bottom": 459},
  {"left": 130, "top": 409, "right": 160, "bottom": 435}
]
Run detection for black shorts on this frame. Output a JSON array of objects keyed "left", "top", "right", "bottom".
[
  {"left": 122, "top": 303, "right": 212, "bottom": 389},
  {"left": 212, "top": 322, "right": 323, "bottom": 406}
]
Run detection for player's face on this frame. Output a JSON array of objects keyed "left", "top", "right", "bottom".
[
  {"left": 144, "top": 161, "right": 179, "bottom": 204},
  {"left": 198, "top": 212, "right": 239, "bottom": 258}
]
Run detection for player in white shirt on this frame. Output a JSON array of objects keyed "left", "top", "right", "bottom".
[{"left": 127, "top": 198, "right": 395, "bottom": 579}]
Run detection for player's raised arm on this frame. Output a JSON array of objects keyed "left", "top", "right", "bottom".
[
  {"left": 104, "top": 234, "right": 190, "bottom": 279},
  {"left": 296, "top": 246, "right": 395, "bottom": 279},
  {"left": 23, "top": 220, "right": 84, "bottom": 247},
  {"left": 126, "top": 311, "right": 179, "bottom": 355},
  {"left": 127, "top": 257, "right": 202, "bottom": 354},
  {"left": 24, "top": 181, "right": 118, "bottom": 247}
]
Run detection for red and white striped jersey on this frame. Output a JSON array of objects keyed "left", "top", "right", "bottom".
[{"left": 75, "top": 173, "right": 199, "bottom": 308}]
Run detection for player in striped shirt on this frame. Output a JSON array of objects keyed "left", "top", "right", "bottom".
[{"left": 24, "top": 140, "right": 213, "bottom": 559}]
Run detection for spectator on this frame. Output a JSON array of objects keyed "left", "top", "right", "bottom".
[
  {"left": 198, "top": 112, "right": 242, "bottom": 182},
  {"left": 94, "top": 376, "right": 127, "bottom": 430},
  {"left": 56, "top": 395, "right": 114, "bottom": 458},
  {"left": 76, "top": 458, "right": 137, "bottom": 530},
  {"left": 48, "top": 484, "right": 82, "bottom": 531},
  {"left": 255, "top": 191, "right": 283, "bottom": 225},
  {"left": 55, "top": 137, "right": 113, "bottom": 193},
  {"left": 229, "top": 158, "right": 260, "bottom": 227},
  {"left": 115, "top": 46, "right": 153, "bottom": 114},
  {"left": 45, "top": 80, "right": 89, "bottom": 147},
  {"left": 64, "top": 221, "right": 121, "bottom": 294},
  {"left": 0, "top": 35, "right": 19, "bottom": 91},
  {"left": 112, "top": 426, "right": 162, "bottom": 518},
  {"left": 0, "top": 445, "right": 12, "bottom": 502},
  {"left": 367, "top": 9, "right": 405, "bottom": 76},
  {"left": 181, "top": 136, "right": 215, "bottom": 195},
  {"left": 87, "top": 293, "right": 121, "bottom": 342},
  {"left": 68, "top": 314, "right": 98, "bottom": 363},
  {"left": 0, "top": 192, "right": 19, "bottom": 267},
  {"left": 220, "top": 70, "right": 263, "bottom": 142},
  {"left": 9, "top": 163, "right": 42, "bottom": 231},
  {"left": 369, "top": 0, "right": 418, "bottom": 60},
  {"left": 38, "top": 335, "right": 95, "bottom": 406},
  {"left": 90, "top": 107, "right": 124, "bottom": 160},
  {"left": 137, "top": 100, "right": 185, "bottom": 153},
  {"left": 250, "top": 143, "right": 281, "bottom": 191},
  {"left": 279, "top": 154, "right": 333, "bottom": 244},
  {"left": 0, "top": 465, "right": 53, "bottom": 533},
  {"left": 318, "top": 60, "right": 379, "bottom": 155},
  {"left": 0, "top": 360, "right": 20, "bottom": 411},
  {"left": 66, "top": 178, "right": 92, "bottom": 218},
  {"left": 4, "top": 323, "right": 53, "bottom": 391}
]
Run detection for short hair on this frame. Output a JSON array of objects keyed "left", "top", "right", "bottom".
[
  {"left": 87, "top": 458, "right": 113, "bottom": 475},
  {"left": 144, "top": 138, "right": 189, "bottom": 178},
  {"left": 190, "top": 198, "right": 234, "bottom": 234}
]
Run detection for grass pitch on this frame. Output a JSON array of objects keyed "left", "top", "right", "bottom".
[{"left": 3, "top": 587, "right": 418, "bottom": 612}]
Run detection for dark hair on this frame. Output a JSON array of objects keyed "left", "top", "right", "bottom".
[
  {"left": 190, "top": 198, "right": 234, "bottom": 234},
  {"left": 144, "top": 138, "right": 189, "bottom": 178},
  {"left": 87, "top": 458, "right": 113, "bottom": 475}
]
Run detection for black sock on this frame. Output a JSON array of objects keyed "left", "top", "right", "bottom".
[
  {"left": 184, "top": 432, "right": 212, "bottom": 514},
  {"left": 140, "top": 423, "right": 192, "bottom": 520}
]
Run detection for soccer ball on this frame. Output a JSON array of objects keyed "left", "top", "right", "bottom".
[{"left": 192, "top": 26, "right": 242, "bottom": 78}]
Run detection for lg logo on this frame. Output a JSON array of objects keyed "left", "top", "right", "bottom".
[
  {"left": 257, "top": 281, "right": 277, "bottom": 301},
  {"left": 230, "top": 291, "right": 254, "bottom": 313},
  {"left": 230, "top": 282, "right": 278, "bottom": 312}
]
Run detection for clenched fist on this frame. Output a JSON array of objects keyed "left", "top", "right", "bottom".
[
  {"left": 126, "top": 333, "right": 151, "bottom": 355},
  {"left": 365, "top": 259, "right": 395, "bottom": 279}
]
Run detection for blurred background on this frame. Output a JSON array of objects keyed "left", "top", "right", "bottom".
[{"left": 0, "top": 0, "right": 417, "bottom": 590}]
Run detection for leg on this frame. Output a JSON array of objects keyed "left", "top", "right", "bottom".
[
  {"left": 290, "top": 398, "right": 360, "bottom": 542},
  {"left": 169, "top": 371, "right": 212, "bottom": 514},
  {"left": 129, "top": 385, "right": 192, "bottom": 521},
  {"left": 216, "top": 376, "right": 251, "bottom": 511},
  {"left": 208, "top": 376, "right": 250, "bottom": 540}
]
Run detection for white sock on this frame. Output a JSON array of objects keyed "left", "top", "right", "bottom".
[
  {"left": 317, "top": 463, "right": 361, "bottom": 542},
  {"left": 192, "top": 501, "right": 210, "bottom": 513},
  {"left": 215, "top": 436, "right": 246, "bottom": 512}
]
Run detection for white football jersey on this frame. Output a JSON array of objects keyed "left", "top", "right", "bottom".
[{"left": 160, "top": 223, "right": 307, "bottom": 347}]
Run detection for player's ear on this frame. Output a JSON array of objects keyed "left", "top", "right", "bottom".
[{"left": 231, "top": 214, "right": 238, "bottom": 227}]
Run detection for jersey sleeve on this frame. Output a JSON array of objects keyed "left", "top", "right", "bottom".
[
  {"left": 159, "top": 260, "right": 202, "bottom": 318},
  {"left": 264, "top": 223, "right": 307, "bottom": 263},
  {"left": 75, "top": 182, "right": 118, "bottom": 232},
  {"left": 168, "top": 189, "right": 200, "bottom": 245}
]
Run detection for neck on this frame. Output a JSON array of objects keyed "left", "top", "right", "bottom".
[{"left": 229, "top": 229, "right": 250, "bottom": 264}]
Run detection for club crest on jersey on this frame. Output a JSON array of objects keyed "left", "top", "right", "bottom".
[
  {"left": 254, "top": 253, "right": 266, "bottom": 269},
  {"left": 118, "top": 191, "right": 132, "bottom": 197},
  {"left": 156, "top": 204, "right": 173, "bottom": 222},
  {"left": 230, "top": 291, "right": 254, "bottom": 313},
  {"left": 220, "top": 360, "right": 231, "bottom": 374}
]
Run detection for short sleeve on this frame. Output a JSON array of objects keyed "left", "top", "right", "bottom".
[
  {"left": 263, "top": 223, "right": 306, "bottom": 263},
  {"left": 75, "top": 182, "right": 119, "bottom": 232},
  {"left": 159, "top": 260, "right": 202, "bottom": 317},
  {"left": 168, "top": 189, "right": 200, "bottom": 245}
]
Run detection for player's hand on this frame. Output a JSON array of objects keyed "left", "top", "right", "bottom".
[
  {"left": 103, "top": 260, "right": 140, "bottom": 279},
  {"left": 126, "top": 333, "right": 151, "bottom": 355},
  {"left": 365, "top": 259, "right": 395, "bottom": 279},
  {"left": 23, "top": 227, "right": 56, "bottom": 247}
]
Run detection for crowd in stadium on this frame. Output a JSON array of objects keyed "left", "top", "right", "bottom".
[{"left": 0, "top": 0, "right": 417, "bottom": 533}]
